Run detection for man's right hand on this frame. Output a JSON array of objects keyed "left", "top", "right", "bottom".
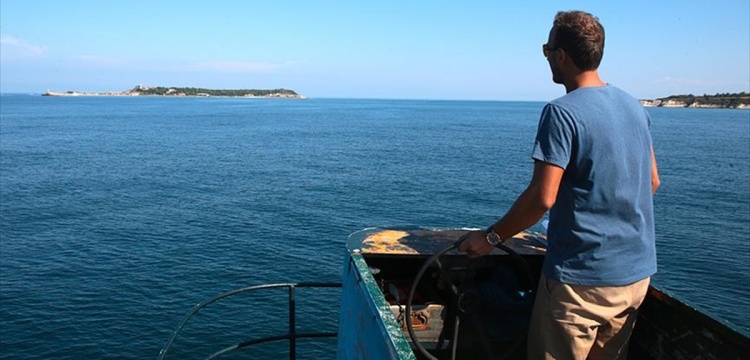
[{"left": 458, "top": 230, "right": 494, "bottom": 259}]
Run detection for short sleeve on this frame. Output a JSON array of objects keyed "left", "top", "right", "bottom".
[{"left": 532, "top": 104, "right": 575, "bottom": 170}]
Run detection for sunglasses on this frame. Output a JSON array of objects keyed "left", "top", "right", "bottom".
[{"left": 542, "top": 44, "right": 560, "bottom": 58}]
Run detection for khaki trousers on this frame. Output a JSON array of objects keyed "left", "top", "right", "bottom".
[{"left": 527, "top": 275, "right": 650, "bottom": 360}]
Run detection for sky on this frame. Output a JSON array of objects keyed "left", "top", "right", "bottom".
[{"left": 1, "top": 1, "right": 748, "bottom": 101}]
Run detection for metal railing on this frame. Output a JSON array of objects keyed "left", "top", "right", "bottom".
[{"left": 159, "top": 282, "right": 342, "bottom": 360}]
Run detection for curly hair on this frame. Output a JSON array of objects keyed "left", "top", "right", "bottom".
[{"left": 553, "top": 11, "right": 605, "bottom": 70}]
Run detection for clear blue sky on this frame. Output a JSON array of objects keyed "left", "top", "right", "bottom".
[{"left": 1, "top": 0, "right": 748, "bottom": 100}]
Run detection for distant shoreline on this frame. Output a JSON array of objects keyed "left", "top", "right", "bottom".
[
  {"left": 42, "top": 85, "right": 306, "bottom": 99},
  {"left": 639, "top": 92, "right": 749, "bottom": 109},
  {"left": 42, "top": 92, "right": 306, "bottom": 99}
]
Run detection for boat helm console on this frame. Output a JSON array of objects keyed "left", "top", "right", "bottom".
[{"left": 349, "top": 227, "right": 547, "bottom": 359}]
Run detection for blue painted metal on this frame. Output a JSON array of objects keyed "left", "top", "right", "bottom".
[{"left": 336, "top": 251, "right": 415, "bottom": 360}]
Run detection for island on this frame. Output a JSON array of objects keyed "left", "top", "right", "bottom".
[
  {"left": 42, "top": 85, "right": 305, "bottom": 99},
  {"left": 640, "top": 92, "right": 749, "bottom": 109}
]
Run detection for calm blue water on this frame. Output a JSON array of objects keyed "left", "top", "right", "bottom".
[{"left": 1, "top": 95, "right": 748, "bottom": 358}]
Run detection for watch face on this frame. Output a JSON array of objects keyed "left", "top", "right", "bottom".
[{"left": 486, "top": 231, "right": 501, "bottom": 245}]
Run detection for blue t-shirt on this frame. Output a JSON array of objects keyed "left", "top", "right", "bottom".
[{"left": 532, "top": 85, "right": 657, "bottom": 286}]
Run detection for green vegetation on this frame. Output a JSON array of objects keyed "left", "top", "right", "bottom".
[
  {"left": 133, "top": 86, "right": 299, "bottom": 97},
  {"left": 660, "top": 92, "right": 749, "bottom": 107}
]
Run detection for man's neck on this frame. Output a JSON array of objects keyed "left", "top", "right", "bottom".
[{"left": 564, "top": 70, "right": 606, "bottom": 93}]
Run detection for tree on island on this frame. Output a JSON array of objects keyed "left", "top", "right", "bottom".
[
  {"left": 659, "top": 92, "right": 749, "bottom": 107},
  {"left": 132, "top": 86, "right": 299, "bottom": 97}
]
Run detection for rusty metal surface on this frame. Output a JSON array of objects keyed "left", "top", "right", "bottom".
[{"left": 358, "top": 228, "right": 546, "bottom": 256}]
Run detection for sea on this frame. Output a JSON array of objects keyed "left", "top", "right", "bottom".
[{"left": 1, "top": 95, "right": 748, "bottom": 359}]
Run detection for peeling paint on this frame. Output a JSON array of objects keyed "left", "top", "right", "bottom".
[{"left": 358, "top": 228, "right": 546, "bottom": 256}]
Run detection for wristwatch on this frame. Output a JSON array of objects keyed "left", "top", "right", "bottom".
[{"left": 486, "top": 226, "right": 502, "bottom": 246}]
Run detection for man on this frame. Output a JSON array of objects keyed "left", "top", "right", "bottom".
[{"left": 458, "top": 10, "right": 660, "bottom": 360}]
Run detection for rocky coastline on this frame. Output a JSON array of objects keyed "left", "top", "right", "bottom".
[
  {"left": 640, "top": 92, "right": 749, "bottom": 109},
  {"left": 43, "top": 85, "right": 306, "bottom": 99}
]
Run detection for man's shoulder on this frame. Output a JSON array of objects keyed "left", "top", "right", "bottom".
[
  {"left": 552, "top": 85, "right": 629, "bottom": 100},
  {"left": 549, "top": 85, "right": 642, "bottom": 114}
]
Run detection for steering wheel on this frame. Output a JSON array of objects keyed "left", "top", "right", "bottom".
[{"left": 405, "top": 238, "right": 533, "bottom": 360}]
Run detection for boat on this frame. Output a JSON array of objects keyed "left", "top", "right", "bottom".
[{"left": 159, "top": 227, "right": 750, "bottom": 359}]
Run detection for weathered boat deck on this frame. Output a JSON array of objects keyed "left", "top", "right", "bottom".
[{"left": 356, "top": 228, "right": 547, "bottom": 257}]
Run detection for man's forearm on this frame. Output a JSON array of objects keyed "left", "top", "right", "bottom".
[
  {"left": 490, "top": 184, "right": 551, "bottom": 240},
  {"left": 651, "top": 146, "right": 660, "bottom": 194}
]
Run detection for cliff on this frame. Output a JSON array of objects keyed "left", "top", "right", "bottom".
[{"left": 640, "top": 92, "right": 749, "bottom": 109}]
